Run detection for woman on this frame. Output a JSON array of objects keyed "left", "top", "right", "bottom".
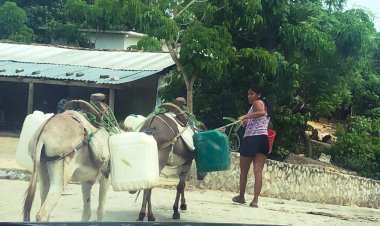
[{"left": 232, "top": 85, "right": 270, "bottom": 208}]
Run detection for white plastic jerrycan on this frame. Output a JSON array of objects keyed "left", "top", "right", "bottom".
[
  {"left": 123, "top": 114, "right": 146, "bottom": 132},
  {"left": 110, "top": 132, "right": 159, "bottom": 191},
  {"left": 15, "top": 110, "right": 54, "bottom": 171}
]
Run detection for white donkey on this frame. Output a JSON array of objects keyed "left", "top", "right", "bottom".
[{"left": 23, "top": 110, "right": 111, "bottom": 221}]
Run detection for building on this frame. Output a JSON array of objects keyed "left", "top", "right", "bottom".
[
  {"left": 0, "top": 42, "right": 174, "bottom": 131},
  {"left": 50, "top": 29, "right": 146, "bottom": 50},
  {"left": 49, "top": 29, "right": 169, "bottom": 51}
]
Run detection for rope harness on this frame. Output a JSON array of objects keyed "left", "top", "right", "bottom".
[
  {"left": 40, "top": 113, "right": 94, "bottom": 163},
  {"left": 156, "top": 114, "right": 190, "bottom": 150},
  {"left": 148, "top": 114, "right": 192, "bottom": 165}
]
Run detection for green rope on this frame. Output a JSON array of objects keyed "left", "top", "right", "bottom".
[
  {"left": 215, "top": 117, "right": 242, "bottom": 152},
  {"left": 89, "top": 101, "right": 122, "bottom": 135},
  {"left": 181, "top": 107, "right": 203, "bottom": 130}
]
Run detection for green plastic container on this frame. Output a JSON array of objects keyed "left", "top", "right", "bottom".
[{"left": 193, "top": 130, "right": 231, "bottom": 173}]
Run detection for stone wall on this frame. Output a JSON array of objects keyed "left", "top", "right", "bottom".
[{"left": 190, "top": 153, "right": 380, "bottom": 209}]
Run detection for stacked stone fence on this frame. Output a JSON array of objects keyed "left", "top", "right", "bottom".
[{"left": 190, "top": 153, "right": 380, "bottom": 209}]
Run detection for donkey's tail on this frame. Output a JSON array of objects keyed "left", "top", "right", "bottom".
[
  {"left": 23, "top": 139, "right": 43, "bottom": 221},
  {"left": 133, "top": 190, "right": 142, "bottom": 203}
]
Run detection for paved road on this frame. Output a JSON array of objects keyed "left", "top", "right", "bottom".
[{"left": 0, "top": 179, "right": 379, "bottom": 225}]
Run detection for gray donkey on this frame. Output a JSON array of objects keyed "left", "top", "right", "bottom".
[
  {"left": 23, "top": 110, "right": 111, "bottom": 221},
  {"left": 136, "top": 109, "right": 205, "bottom": 221}
]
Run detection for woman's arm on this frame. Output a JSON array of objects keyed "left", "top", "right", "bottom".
[{"left": 238, "top": 100, "right": 266, "bottom": 120}]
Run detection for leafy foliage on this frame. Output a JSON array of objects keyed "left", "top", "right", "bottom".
[
  {"left": 46, "top": 20, "right": 90, "bottom": 47},
  {"left": 0, "top": 1, "right": 34, "bottom": 42},
  {"left": 128, "top": 36, "right": 163, "bottom": 51},
  {"left": 329, "top": 116, "right": 380, "bottom": 179}
]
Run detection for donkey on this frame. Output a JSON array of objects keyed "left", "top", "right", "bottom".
[
  {"left": 23, "top": 110, "right": 111, "bottom": 222},
  {"left": 136, "top": 112, "right": 204, "bottom": 221}
]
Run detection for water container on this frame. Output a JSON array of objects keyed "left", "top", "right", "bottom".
[
  {"left": 193, "top": 130, "right": 230, "bottom": 173},
  {"left": 268, "top": 129, "right": 276, "bottom": 152},
  {"left": 123, "top": 114, "right": 146, "bottom": 132},
  {"left": 15, "top": 111, "right": 54, "bottom": 171},
  {"left": 109, "top": 132, "right": 159, "bottom": 191}
]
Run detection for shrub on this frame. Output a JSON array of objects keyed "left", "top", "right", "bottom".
[{"left": 329, "top": 116, "right": 380, "bottom": 180}]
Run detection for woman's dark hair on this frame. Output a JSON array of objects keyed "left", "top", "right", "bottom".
[
  {"left": 248, "top": 85, "right": 263, "bottom": 97},
  {"left": 248, "top": 85, "right": 272, "bottom": 118}
]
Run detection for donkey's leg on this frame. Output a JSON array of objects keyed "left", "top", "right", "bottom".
[
  {"left": 180, "top": 185, "right": 187, "bottom": 210},
  {"left": 39, "top": 162, "right": 50, "bottom": 206},
  {"left": 97, "top": 175, "right": 110, "bottom": 221},
  {"left": 147, "top": 189, "right": 155, "bottom": 221},
  {"left": 180, "top": 161, "right": 192, "bottom": 211},
  {"left": 36, "top": 160, "right": 64, "bottom": 221},
  {"left": 81, "top": 181, "right": 94, "bottom": 221},
  {"left": 138, "top": 189, "right": 149, "bottom": 221},
  {"left": 173, "top": 160, "right": 192, "bottom": 219},
  {"left": 172, "top": 180, "right": 182, "bottom": 220}
]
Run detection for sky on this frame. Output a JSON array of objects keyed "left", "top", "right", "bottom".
[{"left": 346, "top": 0, "right": 380, "bottom": 31}]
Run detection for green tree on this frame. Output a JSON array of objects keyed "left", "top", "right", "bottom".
[
  {"left": 160, "top": 0, "right": 377, "bottom": 160},
  {"left": 122, "top": 0, "right": 239, "bottom": 112},
  {"left": 0, "top": 1, "right": 34, "bottom": 42},
  {"left": 46, "top": 20, "right": 90, "bottom": 47},
  {"left": 128, "top": 36, "right": 163, "bottom": 51},
  {"left": 329, "top": 116, "right": 380, "bottom": 179}
]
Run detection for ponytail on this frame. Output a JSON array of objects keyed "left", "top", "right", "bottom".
[{"left": 249, "top": 85, "right": 272, "bottom": 118}]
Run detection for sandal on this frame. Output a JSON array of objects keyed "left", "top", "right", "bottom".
[
  {"left": 249, "top": 202, "right": 258, "bottom": 208},
  {"left": 232, "top": 195, "right": 246, "bottom": 204}
]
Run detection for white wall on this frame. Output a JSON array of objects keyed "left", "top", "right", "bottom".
[
  {"left": 87, "top": 33, "right": 129, "bottom": 50},
  {"left": 52, "top": 31, "right": 169, "bottom": 52}
]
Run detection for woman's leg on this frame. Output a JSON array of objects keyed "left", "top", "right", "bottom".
[
  {"left": 239, "top": 156, "right": 253, "bottom": 201},
  {"left": 252, "top": 154, "right": 267, "bottom": 205}
]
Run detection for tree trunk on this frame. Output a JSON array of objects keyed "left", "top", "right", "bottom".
[
  {"left": 301, "top": 130, "right": 312, "bottom": 157},
  {"left": 186, "top": 87, "right": 193, "bottom": 112},
  {"left": 185, "top": 76, "right": 196, "bottom": 112},
  {"left": 165, "top": 39, "right": 197, "bottom": 112}
]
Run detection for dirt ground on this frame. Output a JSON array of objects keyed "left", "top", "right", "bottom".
[
  {"left": 0, "top": 136, "right": 379, "bottom": 225},
  {"left": 0, "top": 136, "right": 22, "bottom": 170},
  {"left": 0, "top": 179, "right": 379, "bottom": 225}
]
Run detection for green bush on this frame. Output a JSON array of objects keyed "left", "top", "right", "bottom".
[{"left": 330, "top": 116, "right": 380, "bottom": 180}]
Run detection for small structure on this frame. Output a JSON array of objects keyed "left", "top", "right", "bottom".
[
  {"left": 50, "top": 29, "right": 147, "bottom": 50},
  {"left": 0, "top": 42, "right": 174, "bottom": 131}
]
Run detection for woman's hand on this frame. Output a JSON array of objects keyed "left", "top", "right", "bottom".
[
  {"left": 218, "top": 127, "right": 226, "bottom": 133},
  {"left": 238, "top": 115, "right": 247, "bottom": 127},
  {"left": 238, "top": 115, "right": 246, "bottom": 121}
]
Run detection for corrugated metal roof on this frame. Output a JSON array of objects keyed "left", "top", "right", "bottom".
[
  {"left": 0, "top": 42, "right": 174, "bottom": 71},
  {"left": 0, "top": 42, "right": 175, "bottom": 85},
  {"left": 0, "top": 60, "right": 161, "bottom": 85}
]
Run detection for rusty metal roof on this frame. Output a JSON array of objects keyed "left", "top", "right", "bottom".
[{"left": 0, "top": 42, "right": 175, "bottom": 85}]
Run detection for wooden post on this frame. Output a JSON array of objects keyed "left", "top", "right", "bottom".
[
  {"left": 109, "top": 88, "right": 115, "bottom": 111},
  {"left": 27, "top": 82, "right": 34, "bottom": 114}
]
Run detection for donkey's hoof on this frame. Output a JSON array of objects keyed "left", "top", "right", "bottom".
[
  {"left": 148, "top": 214, "right": 155, "bottom": 221},
  {"left": 129, "top": 190, "right": 137, "bottom": 194},
  {"left": 180, "top": 204, "right": 187, "bottom": 210},
  {"left": 137, "top": 212, "right": 145, "bottom": 221},
  {"left": 172, "top": 212, "right": 180, "bottom": 220}
]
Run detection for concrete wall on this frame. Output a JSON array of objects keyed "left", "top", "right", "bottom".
[
  {"left": 114, "top": 74, "right": 160, "bottom": 120},
  {"left": 87, "top": 33, "right": 128, "bottom": 50},
  {"left": 191, "top": 153, "right": 380, "bottom": 209}
]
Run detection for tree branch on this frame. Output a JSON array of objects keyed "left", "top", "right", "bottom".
[
  {"left": 165, "top": 39, "right": 191, "bottom": 87},
  {"left": 201, "top": 5, "right": 225, "bottom": 22},
  {"left": 174, "top": 0, "right": 196, "bottom": 18}
]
